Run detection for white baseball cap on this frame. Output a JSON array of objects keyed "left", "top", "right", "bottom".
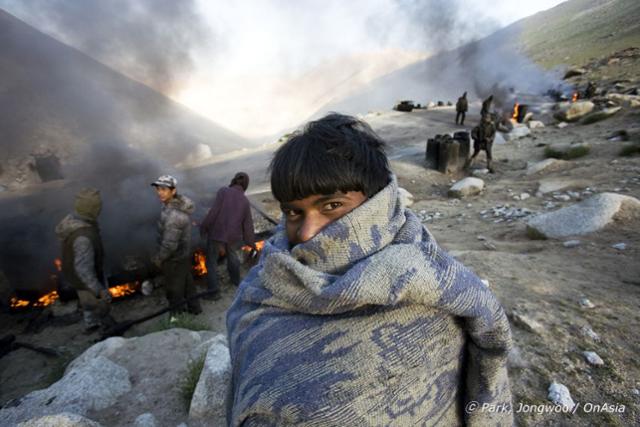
[{"left": 151, "top": 175, "right": 177, "bottom": 188}]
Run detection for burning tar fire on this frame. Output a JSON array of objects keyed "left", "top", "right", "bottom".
[
  {"left": 191, "top": 241, "right": 265, "bottom": 278},
  {"left": 193, "top": 249, "right": 208, "bottom": 277},
  {"left": 242, "top": 241, "right": 265, "bottom": 253},
  {"left": 9, "top": 257, "right": 140, "bottom": 309}
]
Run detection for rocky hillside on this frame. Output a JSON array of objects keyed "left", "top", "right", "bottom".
[
  {"left": 0, "top": 9, "right": 251, "bottom": 189},
  {"left": 521, "top": 0, "right": 640, "bottom": 72},
  {"left": 319, "top": 0, "right": 640, "bottom": 116}
]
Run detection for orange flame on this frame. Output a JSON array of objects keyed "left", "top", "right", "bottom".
[
  {"left": 193, "top": 249, "right": 208, "bottom": 277},
  {"left": 512, "top": 103, "right": 520, "bottom": 120},
  {"left": 10, "top": 297, "right": 30, "bottom": 309},
  {"left": 34, "top": 290, "right": 59, "bottom": 307},
  {"left": 10, "top": 290, "right": 60, "bottom": 309},
  {"left": 572, "top": 92, "right": 579, "bottom": 102},
  {"left": 241, "top": 240, "right": 265, "bottom": 253},
  {"left": 108, "top": 282, "right": 139, "bottom": 298},
  {"left": 9, "top": 255, "right": 141, "bottom": 309}
]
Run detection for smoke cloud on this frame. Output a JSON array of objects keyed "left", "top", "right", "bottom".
[
  {"left": 0, "top": 0, "right": 568, "bottom": 292},
  {"left": 1, "top": 0, "right": 567, "bottom": 137},
  {"left": 0, "top": 8, "right": 236, "bottom": 291},
  {"left": 1, "top": 0, "right": 210, "bottom": 93}
]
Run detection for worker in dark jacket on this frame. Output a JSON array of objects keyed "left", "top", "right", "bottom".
[
  {"left": 151, "top": 175, "right": 201, "bottom": 316},
  {"left": 55, "top": 188, "right": 114, "bottom": 332},
  {"left": 585, "top": 81, "right": 597, "bottom": 98},
  {"left": 465, "top": 114, "right": 497, "bottom": 173},
  {"left": 455, "top": 91, "right": 468, "bottom": 125},
  {"left": 200, "top": 172, "right": 256, "bottom": 300},
  {"left": 480, "top": 94, "right": 494, "bottom": 118}
]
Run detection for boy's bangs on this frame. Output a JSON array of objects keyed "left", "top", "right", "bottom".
[
  {"left": 269, "top": 113, "right": 391, "bottom": 203},
  {"left": 270, "top": 135, "right": 363, "bottom": 202}
]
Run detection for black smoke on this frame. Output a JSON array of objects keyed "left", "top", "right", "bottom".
[
  {"left": 1, "top": 0, "right": 210, "bottom": 93},
  {"left": 0, "top": 8, "right": 242, "bottom": 292},
  {"left": 324, "top": 0, "right": 567, "bottom": 116}
]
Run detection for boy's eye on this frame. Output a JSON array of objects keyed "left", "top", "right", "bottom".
[
  {"left": 324, "top": 202, "right": 343, "bottom": 211},
  {"left": 283, "top": 208, "right": 301, "bottom": 218}
]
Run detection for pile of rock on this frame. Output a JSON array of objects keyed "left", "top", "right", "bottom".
[
  {"left": 479, "top": 205, "right": 537, "bottom": 223},
  {"left": 540, "top": 189, "right": 592, "bottom": 209},
  {"left": 416, "top": 210, "right": 444, "bottom": 223}
]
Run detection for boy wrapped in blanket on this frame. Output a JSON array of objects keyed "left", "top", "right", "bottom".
[{"left": 227, "top": 113, "right": 513, "bottom": 426}]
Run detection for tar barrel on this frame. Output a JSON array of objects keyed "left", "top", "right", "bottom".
[
  {"left": 438, "top": 139, "right": 460, "bottom": 174},
  {"left": 426, "top": 138, "right": 440, "bottom": 167},
  {"left": 453, "top": 131, "right": 471, "bottom": 167},
  {"left": 426, "top": 134, "right": 466, "bottom": 174},
  {"left": 516, "top": 104, "right": 529, "bottom": 123}
]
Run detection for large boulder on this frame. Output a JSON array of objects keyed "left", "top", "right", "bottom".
[
  {"left": 189, "top": 335, "right": 230, "bottom": 426},
  {"left": 526, "top": 158, "right": 568, "bottom": 175},
  {"left": 563, "top": 67, "right": 586, "bottom": 79},
  {"left": 581, "top": 106, "right": 622, "bottom": 124},
  {"left": 526, "top": 193, "right": 640, "bottom": 239},
  {"left": 77, "top": 329, "right": 218, "bottom": 427},
  {"left": 537, "top": 179, "right": 590, "bottom": 195},
  {"left": 606, "top": 93, "right": 640, "bottom": 107},
  {"left": 448, "top": 177, "right": 484, "bottom": 198},
  {"left": 503, "top": 125, "right": 531, "bottom": 141},
  {"left": 133, "top": 413, "right": 158, "bottom": 427},
  {"left": 17, "top": 413, "right": 103, "bottom": 427},
  {"left": 554, "top": 101, "right": 594, "bottom": 122},
  {"left": 3, "top": 328, "right": 220, "bottom": 427},
  {"left": 545, "top": 142, "right": 590, "bottom": 160},
  {"left": 528, "top": 120, "right": 545, "bottom": 129},
  {"left": 0, "top": 357, "right": 131, "bottom": 425},
  {"left": 65, "top": 337, "right": 128, "bottom": 373}
]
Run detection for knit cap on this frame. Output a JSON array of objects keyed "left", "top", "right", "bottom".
[{"left": 74, "top": 188, "right": 102, "bottom": 220}]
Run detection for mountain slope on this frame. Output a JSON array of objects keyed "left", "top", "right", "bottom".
[
  {"left": 0, "top": 9, "right": 254, "bottom": 289},
  {"left": 0, "top": 8, "right": 251, "bottom": 178},
  {"left": 319, "top": 0, "right": 640, "bottom": 116},
  {"left": 521, "top": 0, "right": 640, "bottom": 69}
]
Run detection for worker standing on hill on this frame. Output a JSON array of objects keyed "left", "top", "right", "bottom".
[
  {"left": 585, "top": 81, "right": 597, "bottom": 98},
  {"left": 466, "top": 114, "right": 497, "bottom": 173},
  {"left": 481, "top": 94, "right": 494, "bottom": 118},
  {"left": 55, "top": 188, "right": 115, "bottom": 333},
  {"left": 200, "top": 172, "right": 256, "bottom": 300},
  {"left": 151, "top": 175, "right": 201, "bottom": 316},
  {"left": 455, "top": 91, "right": 468, "bottom": 125}
]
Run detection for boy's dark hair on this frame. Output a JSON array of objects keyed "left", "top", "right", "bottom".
[{"left": 270, "top": 113, "right": 391, "bottom": 203}]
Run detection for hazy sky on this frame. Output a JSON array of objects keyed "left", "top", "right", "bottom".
[
  {"left": 2, "top": 0, "right": 567, "bottom": 139},
  {"left": 184, "top": 0, "right": 568, "bottom": 138}
]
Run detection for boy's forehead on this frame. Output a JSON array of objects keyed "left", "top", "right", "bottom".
[{"left": 280, "top": 191, "right": 361, "bottom": 207}]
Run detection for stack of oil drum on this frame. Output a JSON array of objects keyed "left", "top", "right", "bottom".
[{"left": 425, "top": 131, "right": 470, "bottom": 174}]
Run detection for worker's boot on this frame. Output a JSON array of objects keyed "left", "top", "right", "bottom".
[
  {"left": 463, "top": 157, "right": 472, "bottom": 170},
  {"left": 487, "top": 159, "right": 495, "bottom": 174}
]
